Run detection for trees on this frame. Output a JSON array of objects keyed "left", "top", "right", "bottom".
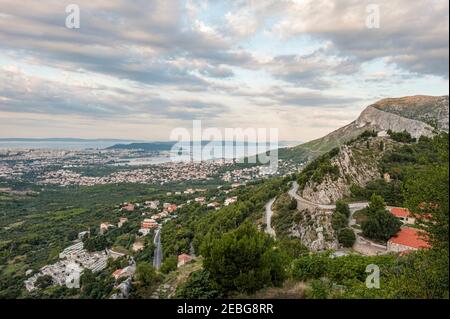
[
  {"left": 331, "top": 212, "right": 347, "bottom": 231},
  {"left": 175, "top": 270, "right": 221, "bottom": 299},
  {"left": 332, "top": 201, "right": 355, "bottom": 247},
  {"left": 387, "top": 129, "right": 416, "bottom": 143},
  {"left": 367, "top": 194, "right": 386, "bottom": 214},
  {"left": 350, "top": 179, "right": 404, "bottom": 206},
  {"left": 35, "top": 275, "right": 54, "bottom": 289},
  {"left": 277, "top": 239, "right": 308, "bottom": 260},
  {"left": 361, "top": 195, "right": 401, "bottom": 242},
  {"left": 338, "top": 228, "right": 356, "bottom": 248},
  {"left": 131, "top": 262, "right": 161, "bottom": 299},
  {"left": 335, "top": 200, "right": 350, "bottom": 218},
  {"left": 135, "top": 262, "right": 157, "bottom": 286},
  {"left": 202, "top": 222, "right": 287, "bottom": 295},
  {"left": 83, "top": 235, "right": 110, "bottom": 252},
  {"left": 160, "top": 256, "right": 177, "bottom": 274}
]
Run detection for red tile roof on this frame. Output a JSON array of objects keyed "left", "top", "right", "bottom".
[
  {"left": 112, "top": 269, "right": 123, "bottom": 278},
  {"left": 388, "top": 227, "right": 431, "bottom": 249},
  {"left": 390, "top": 207, "right": 411, "bottom": 218},
  {"left": 178, "top": 253, "right": 192, "bottom": 263}
]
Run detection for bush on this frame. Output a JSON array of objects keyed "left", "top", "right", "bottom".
[
  {"left": 359, "top": 130, "right": 378, "bottom": 139},
  {"left": 305, "top": 278, "right": 333, "bottom": 299},
  {"left": 338, "top": 228, "right": 356, "bottom": 248}
]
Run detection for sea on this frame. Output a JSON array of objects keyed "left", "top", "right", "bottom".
[{"left": 0, "top": 140, "right": 299, "bottom": 166}]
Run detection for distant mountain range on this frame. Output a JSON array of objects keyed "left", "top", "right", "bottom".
[
  {"left": 0, "top": 138, "right": 142, "bottom": 143},
  {"left": 280, "top": 95, "right": 449, "bottom": 163},
  {"left": 107, "top": 141, "right": 302, "bottom": 152}
]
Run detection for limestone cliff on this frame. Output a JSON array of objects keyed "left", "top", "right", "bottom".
[
  {"left": 288, "top": 208, "right": 339, "bottom": 251},
  {"left": 300, "top": 137, "right": 396, "bottom": 205}
]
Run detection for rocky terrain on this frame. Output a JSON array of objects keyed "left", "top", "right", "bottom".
[
  {"left": 289, "top": 208, "right": 339, "bottom": 251},
  {"left": 280, "top": 95, "right": 449, "bottom": 163},
  {"left": 371, "top": 95, "right": 449, "bottom": 132},
  {"left": 301, "top": 137, "right": 396, "bottom": 205}
]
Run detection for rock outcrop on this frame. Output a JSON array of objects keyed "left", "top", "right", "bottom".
[
  {"left": 301, "top": 137, "right": 394, "bottom": 205},
  {"left": 289, "top": 208, "right": 339, "bottom": 251},
  {"left": 355, "top": 106, "right": 435, "bottom": 138},
  {"left": 370, "top": 95, "right": 449, "bottom": 132}
]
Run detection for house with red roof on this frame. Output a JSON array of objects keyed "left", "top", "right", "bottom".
[
  {"left": 112, "top": 269, "right": 123, "bottom": 280},
  {"left": 177, "top": 253, "right": 193, "bottom": 268},
  {"left": 141, "top": 218, "right": 157, "bottom": 229},
  {"left": 120, "top": 203, "right": 135, "bottom": 212},
  {"left": 387, "top": 227, "right": 431, "bottom": 253},
  {"left": 390, "top": 207, "right": 416, "bottom": 225}
]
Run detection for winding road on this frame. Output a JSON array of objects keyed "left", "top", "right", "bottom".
[
  {"left": 262, "top": 181, "right": 370, "bottom": 257},
  {"left": 285, "top": 181, "right": 388, "bottom": 255},
  {"left": 153, "top": 228, "right": 163, "bottom": 270},
  {"left": 288, "top": 181, "right": 369, "bottom": 212},
  {"left": 264, "top": 197, "right": 277, "bottom": 237}
]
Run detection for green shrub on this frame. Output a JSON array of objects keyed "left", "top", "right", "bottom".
[
  {"left": 291, "top": 253, "right": 330, "bottom": 281},
  {"left": 160, "top": 255, "right": 177, "bottom": 274},
  {"left": 335, "top": 200, "right": 350, "bottom": 217},
  {"left": 175, "top": 270, "right": 222, "bottom": 299},
  {"left": 338, "top": 228, "right": 356, "bottom": 248},
  {"left": 331, "top": 212, "right": 347, "bottom": 231}
]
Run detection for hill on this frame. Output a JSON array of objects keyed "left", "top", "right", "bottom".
[{"left": 280, "top": 95, "right": 449, "bottom": 163}]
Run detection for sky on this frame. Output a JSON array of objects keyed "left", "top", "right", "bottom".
[{"left": 0, "top": 0, "right": 448, "bottom": 142}]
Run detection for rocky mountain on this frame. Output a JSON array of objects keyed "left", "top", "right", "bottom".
[
  {"left": 370, "top": 95, "right": 449, "bottom": 132},
  {"left": 280, "top": 95, "right": 449, "bottom": 163},
  {"left": 300, "top": 137, "right": 397, "bottom": 205}
]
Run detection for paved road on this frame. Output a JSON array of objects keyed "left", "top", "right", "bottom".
[
  {"left": 288, "top": 181, "right": 369, "bottom": 212},
  {"left": 264, "top": 197, "right": 277, "bottom": 237},
  {"left": 286, "top": 181, "right": 384, "bottom": 255},
  {"left": 153, "top": 228, "right": 163, "bottom": 270}
]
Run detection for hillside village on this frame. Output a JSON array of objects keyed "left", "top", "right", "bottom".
[{"left": 22, "top": 186, "right": 242, "bottom": 297}]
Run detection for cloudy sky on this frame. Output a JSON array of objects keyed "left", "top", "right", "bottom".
[{"left": 0, "top": 0, "right": 448, "bottom": 141}]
